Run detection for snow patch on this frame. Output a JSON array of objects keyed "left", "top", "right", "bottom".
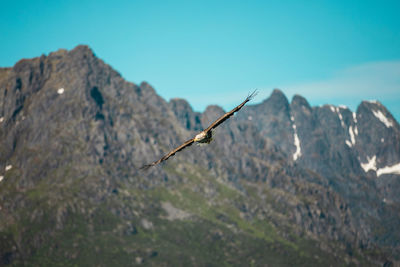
[
  {"left": 330, "top": 106, "right": 345, "bottom": 127},
  {"left": 345, "top": 140, "right": 352, "bottom": 147},
  {"left": 339, "top": 105, "right": 348, "bottom": 109},
  {"left": 349, "top": 126, "right": 356, "bottom": 145},
  {"left": 290, "top": 116, "right": 301, "bottom": 160},
  {"left": 360, "top": 156, "right": 400, "bottom": 177},
  {"left": 293, "top": 132, "right": 302, "bottom": 161},
  {"left": 57, "top": 88, "right": 65, "bottom": 94},
  {"left": 354, "top": 126, "right": 358, "bottom": 135},
  {"left": 367, "top": 100, "right": 378, "bottom": 104},
  {"left": 360, "top": 156, "right": 376, "bottom": 172},
  {"left": 377, "top": 163, "right": 400, "bottom": 177},
  {"left": 0, "top": 176, "right": 3, "bottom": 182},
  {"left": 337, "top": 111, "right": 345, "bottom": 127},
  {"left": 292, "top": 123, "right": 302, "bottom": 161},
  {"left": 248, "top": 116, "right": 252, "bottom": 121},
  {"left": 352, "top": 112, "right": 358, "bottom": 123},
  {"left": 381, "top": 138, "right": 384, "bottom": 143},
  {"left": 372, "top": 110, "right": 393, "bottom": 128},
  {"left": 0, "top": 117, "right": 3, "bottom": 123},
  {"left": 5, "top": 165, "right": 12, "bottom": 171}
]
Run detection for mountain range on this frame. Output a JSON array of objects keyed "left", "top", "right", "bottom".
[{"left": 1, "top": 45, "right": 399, "bottom": 266}]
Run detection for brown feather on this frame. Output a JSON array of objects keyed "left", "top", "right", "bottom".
[
  {"left": 204, "top": 90, "right": 257, "bottom": 133},
  {"left": 140, "top": 138, "right": 194, "bottom": 169}
]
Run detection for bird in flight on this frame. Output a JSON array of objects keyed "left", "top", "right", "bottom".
[{"left": 140, "top": 90, "right": 258, "bottom": 169}]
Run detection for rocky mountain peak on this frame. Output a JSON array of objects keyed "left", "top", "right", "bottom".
[
  {"left": 69, "top": 44, "right": 96, "bottom": 57},
  {"left": 169, "top": 98, "right": 202, "bottom": 131},
  {"left": 271, "top": 88, "right": 285, "bottom": 97},
  {"left": 169, "top": 98, "right": 193, "bottom": 112},
  {"left": 139, "top": 81, "right": 154, "bottom": 90},
  {"left": 1, "top": 45, "right": 399, "bottom": 266},
  {"left": 291, "top": 94, "right": 311, "bottom": 109},
  {"left": 290, "top": 94, "right": 312, "bottom": 120},
  {"left": 201, "top": 105, "right": 225, "bottom": 128},
  {"left": 357, "top": 100, "right": 398, "bottom": 129},
  {"left": 261, "top": 88, "right": 289, "bottom": 110}
]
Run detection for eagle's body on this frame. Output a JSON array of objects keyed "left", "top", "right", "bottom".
[
  {"left": 194, "top": 130, "right": 213, "bottom": 144},
  {"left": 140, "top": 90, "right": 257, "bottom": 169}
]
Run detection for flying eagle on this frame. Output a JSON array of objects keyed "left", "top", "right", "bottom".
[{"left": 140, "top": 90, "right": 257, "bottom": 169}]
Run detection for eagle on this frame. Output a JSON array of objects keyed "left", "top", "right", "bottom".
[{"left": 140, "top": 90, "right": 257, "bottom": 169}]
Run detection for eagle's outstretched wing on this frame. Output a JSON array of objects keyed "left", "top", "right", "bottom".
[
  {"left": 204, "top": 90, "right": 258, "bottom": 133},
  {"left": 140, "top": 138, "right": 195, "bottom": 170},
  {"left": 140, "top": 90, "right": 257, "bottom": 170}
]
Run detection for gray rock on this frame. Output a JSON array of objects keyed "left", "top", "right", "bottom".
[{"left": 1, "top": 45, "right": 399, "bottom": 265}]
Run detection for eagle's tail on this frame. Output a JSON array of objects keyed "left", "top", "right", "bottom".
[{"left": 196, "top": 137, "right": 213, "bottom": 146}]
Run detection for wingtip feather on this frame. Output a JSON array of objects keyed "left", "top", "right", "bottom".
[
  {"left": 248, "top": 89, "right": 258, "bottom": 101},
  {"left": 139, "top": 164, "right": 153, "bottom": 171}
]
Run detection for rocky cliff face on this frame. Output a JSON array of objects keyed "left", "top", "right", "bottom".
[{"left": 0, "top": 45, "right": 399, "bottom": 266}]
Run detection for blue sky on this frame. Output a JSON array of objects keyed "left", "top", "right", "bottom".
[{"left": 1, "top": 0, "right": 399, "bottom": 120}]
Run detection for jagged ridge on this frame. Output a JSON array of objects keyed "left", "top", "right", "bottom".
[{"left": 0, "top": 45, "right": 399, "bottom": 266}]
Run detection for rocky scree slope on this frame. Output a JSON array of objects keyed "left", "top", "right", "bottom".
[{"left": 0, "top": 45, "right": 399, "bottom": 266}]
